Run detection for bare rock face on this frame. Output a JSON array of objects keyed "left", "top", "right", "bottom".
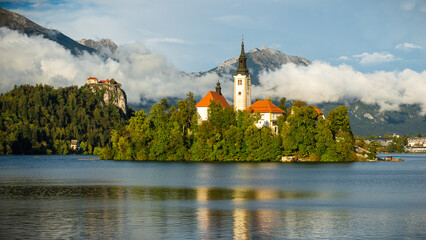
[
  {"left": 86, "top": 83, "right": 127, "bottom": 115},
  {"left": 78, "top": 39, "right": 118, "bottom": 54}
]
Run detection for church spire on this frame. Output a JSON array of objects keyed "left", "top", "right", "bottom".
[
  {"left": 216, "top": 79, "right": 222, "bottom": 95},
  {"left": 236, "top": 37, "right": 249, "bottom": 75},
  {"left": 240, "top": 35, "right": 246, "bottom": 57}
]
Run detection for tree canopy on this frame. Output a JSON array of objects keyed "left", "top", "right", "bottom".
[
  {"left": 0, "top": 84, "right": 359, "bottom": 161},
  {"left": 0, "top": 84, "right": 129, "bottom": 154},
  {"left": 101, "top": 95, "right": 358, "bottom": 162}
]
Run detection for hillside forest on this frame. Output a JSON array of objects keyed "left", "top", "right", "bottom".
[
  {"left": 0, "top": 85, "right": 360, "bottom": 161},
  {"left": 0, "top": 85, "right": 129, "bottom": 154}
]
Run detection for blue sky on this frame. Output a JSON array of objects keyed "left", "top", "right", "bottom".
[{"left": 1, "top": 0, "right": 425, "bottom": 73}]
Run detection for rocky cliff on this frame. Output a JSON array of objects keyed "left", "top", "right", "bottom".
[
  {"left": 78, "top": 38, "right": 117, "bottom": 54},
  {"left": 86, "top": 83, "right": 127, "bottom": 115}
]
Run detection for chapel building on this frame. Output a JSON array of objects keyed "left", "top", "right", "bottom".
[{"left": 195, "top": 80, "right": 230, "bottom": 122}]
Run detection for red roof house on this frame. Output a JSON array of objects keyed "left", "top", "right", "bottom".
[
  {"left": 245, "top": 100, "right": 285, "bottom": 114},
  {"left": 196, "top": 91, "right": 230, "bottom": 108},
  {"left": 245, "top": 100, "right": 284, "bottom": 134}
]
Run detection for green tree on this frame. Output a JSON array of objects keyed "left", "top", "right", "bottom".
[
  {"left": 315, "top": 118, "right": 337, "bottom": 161},
  {"left": 368, "top": 141, "right": 380, "bottom": 160},
  {"left": 327, "top": 106, "right": 352, "bottom": 137},
  {"left": 335, "top": 131, "right": 355, "bottom": 161},
  {"left": 282, "top": 105, "right": 318, "bottom": 157}
]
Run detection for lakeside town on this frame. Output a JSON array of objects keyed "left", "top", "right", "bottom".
[{"left": 362, "top": 135, "right": 426, "bottom": 153}]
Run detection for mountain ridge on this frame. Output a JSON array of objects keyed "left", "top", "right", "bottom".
[
  {"left": 0, "top": 7, "right": 97, "bottom": 55},
  {"left": 78, "top": 38, "right": 117, "bottom": 54},
  {"left": 192, "top": 45, "right": 310, "bottom": 86}
]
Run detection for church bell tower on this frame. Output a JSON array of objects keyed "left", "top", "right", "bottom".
[{"left": 234, "top": 38, "right": 251, "bottom": 111}]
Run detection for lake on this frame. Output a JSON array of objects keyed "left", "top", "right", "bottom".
[{"left": 1, "top": 154, "right": 425, "bottom": 239}]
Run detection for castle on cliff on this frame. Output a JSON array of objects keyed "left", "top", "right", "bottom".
[{"left": 87, "top": 77, "right": 122, "bottom": 88}]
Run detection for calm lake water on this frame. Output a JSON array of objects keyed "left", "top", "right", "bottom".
[{"left": 0, "top": 154, "right": 425, "bottom": 239}]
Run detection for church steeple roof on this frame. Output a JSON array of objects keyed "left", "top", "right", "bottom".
[
  {"left": 236, "top": 38, "right": 249, "bottom": 76},
  {"left": 216, "top": 79, "right": 222, "bottom": 95}
]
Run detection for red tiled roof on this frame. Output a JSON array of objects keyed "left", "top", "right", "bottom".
[
  {"left": 87, "top": 77, "right": 98, "bottom": 80},
  {"left": 99, "top": 79, "right": 110, "bottom": 84},
  {"left": 196, "top": 91, "right": 230, "bottom": 108},
  {"left": 246, "top": 100, "right": 285, "bottom": 113},
  {"left": 314, "top": 106, "right": 324, "bottom": 115}
]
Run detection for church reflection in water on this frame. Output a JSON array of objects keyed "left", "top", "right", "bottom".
[
  {"left": 193, "top": 186, "right": 289, "bottom": 239},
  {"left": 1, "top": 183, "right": 352, "bottom": 239}
]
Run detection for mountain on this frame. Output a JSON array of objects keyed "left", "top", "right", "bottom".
[
  {"left": 193, "top": 46, "right": 310, "bottom": 86},
  {"left": 0, "top": 7, "right": 96, "bottom": 55},
  {"left": 78, "top": 38, "right": 117, "bottom": 54},
  {"left": 314, "top": 101, "right": 425, "bottom": 136}
]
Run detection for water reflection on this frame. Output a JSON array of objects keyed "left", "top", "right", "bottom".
[
  {"left": 1, "top": 183, "right": 425, "bottom": 239},
  {"left": 0, "top": 184, "right": 338, "bottom": 201},
  {"left": 0, "top": 184, "right": 338, "bottom": 239}
]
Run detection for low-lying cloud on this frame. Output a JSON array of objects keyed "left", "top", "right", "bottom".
[
  {"left": 254, "top": 61, "right": 426, "bottom": 114},
  {"left": 1, "top": 27, "right": 426, "bottom": 115},
  {"left": 0, "top": 27, "right": 226, "bottom": 103}
]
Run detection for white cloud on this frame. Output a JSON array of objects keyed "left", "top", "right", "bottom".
[
  {"left": 338, "top": 56, "right": 350, "bottom": 61},
  {"left": 254, "top": 61, "right": 426, "bottom": 114},
  {"left": 0, "top": 27, "right": 228, "bottom": 103},
  {"left": 401, "top": 0, "right": 426, "bottom": 12},
  {"left": 395, "top": 42, "right": 422, "bottom": 50},
  {"left": 352, "top": 52, "right": 396, "bottom": 64}
]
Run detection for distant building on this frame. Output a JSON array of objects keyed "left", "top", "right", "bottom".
[
  {"left": 98, "top": 79, "right": 110, "bottom": 84},
  {"left": 196, "top": 80, "right": 230, "bottom": 122},
  {"left": 406, "top": 137, "right": 426, "bottom": 153},
  {"left": 405, "top": 146, "right": 426, "bottom": 153},
  {"left": 70, "top": 140, "right": 80, "bottom": 151},
  {"left": 314, "top": 106, "right": 325, "bottom": 119},
  {"left": 407, "top": 137, "right": 426, "bottom": 147},
  {"left": 87, "top": 77, "right": 98, "bottom": 84},
  {"left": 234, "top": 39, "right": 251, "bottom": 111},
  {"left": 246, "top": 100, "right": 285, "bottom": 134},
  {"left": 365, "top": 138, "right": 393, "bottom": 147},
  {"left": 87, "top": 77, "right": 122, "bottom": 87}
]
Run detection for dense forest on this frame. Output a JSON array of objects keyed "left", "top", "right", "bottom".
[
  {"left": 0, "top": 85, "right": 363, "bottom": 161},
  {"left": 0, "top": 84, "right": 129, "bottom": 154},
  {"left": 100, "top": 93, "right": 359, "bottom": 162}
]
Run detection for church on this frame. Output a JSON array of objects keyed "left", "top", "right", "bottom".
[{"left": 196, "top": 40, "right": 284, "bottom": 132}]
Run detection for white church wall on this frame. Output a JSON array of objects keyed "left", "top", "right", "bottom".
[{"left": 197, "top": 107, "right": 208, "bottom": 121}]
